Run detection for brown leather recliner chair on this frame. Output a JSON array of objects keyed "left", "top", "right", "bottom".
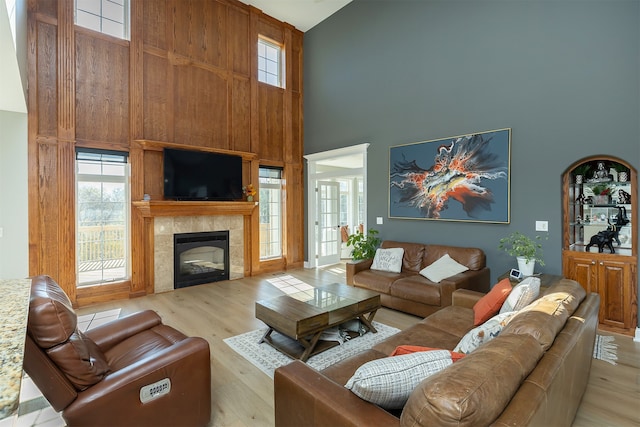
[{"left": 23, "top": 275, "right": 212, "bottom": 426}]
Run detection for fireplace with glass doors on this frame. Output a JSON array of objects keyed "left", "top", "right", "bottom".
[{"left": 173, "top": 231, "right": 230, "bottom": 289}]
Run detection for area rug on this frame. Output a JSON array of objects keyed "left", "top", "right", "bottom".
[
  {"left": 224, "top": 321, "right": 400, "bottom": 378},
  {"left": 593, "top": 334, "right": 618, "bottom": 365}
]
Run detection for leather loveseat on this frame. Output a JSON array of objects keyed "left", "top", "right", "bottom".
[
  {"left": 347, "top": 240, "right": 490, "bottom": 317},
  {"left": 274, "top": 278, "right": 599, "bottom": 426},
  {"left": 23, "top": 275, "right": 212, "bottom": 426}
]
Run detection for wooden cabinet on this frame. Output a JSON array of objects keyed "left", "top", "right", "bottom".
[
  {"left": 563, "top": 252, "right": 637, "bottom": 333},
  {"left": 562, "top": 156, "right": 637, "bottom": 335}
]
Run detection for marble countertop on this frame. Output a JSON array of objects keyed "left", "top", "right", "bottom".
[{"left": 0, "top": 278, "right": 31, "bottom": 420}]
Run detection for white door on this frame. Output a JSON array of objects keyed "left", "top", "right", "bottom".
[{"left": 316, "top": 181, "right": 340, "bottom": 266}]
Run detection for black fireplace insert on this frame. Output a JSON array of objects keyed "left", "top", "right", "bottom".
[{"left": 174, "top": 230, "right": 230, "bottom": 289}]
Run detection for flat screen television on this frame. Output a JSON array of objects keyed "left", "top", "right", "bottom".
[{"left": 163, "top": 148, "right": 243, "bottom": 201}]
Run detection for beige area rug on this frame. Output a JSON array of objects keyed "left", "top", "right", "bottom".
[
  {"left": 593, "top": 334, "right": 618, "bottom": 365},
  {"left": 224, "top": 321, "right": 400, "bottom": 378}
]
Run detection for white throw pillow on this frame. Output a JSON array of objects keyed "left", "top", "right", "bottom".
[
  {"left": 453, "top": 311, "right": 517, "bottom": 354},
  {"left": 419, "top": 253, "right": 469, "bottom": 283},
  {"left": 345, "top": 350, "right": 453, "bottom": 409},
  {"left": 499, "top": 276, "right": 541, "bottom": 314},
  {"left": 370, "top": 248, "right": 404, "bottom": 273}
]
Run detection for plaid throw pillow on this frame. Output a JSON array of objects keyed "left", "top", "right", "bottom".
[
  {"left": 345, "top": 350, "right": 453, "bottom": 409},
  {"left": 500, "top": 277, "right": 541, "bottom": 314}
]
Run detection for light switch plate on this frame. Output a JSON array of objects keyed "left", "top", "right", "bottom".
[
  {"left": 376, "top": 217, "right": 383, "bottom": 225},
  {"left": 535, "top": 221, "right": 548, "bottom": 232}
]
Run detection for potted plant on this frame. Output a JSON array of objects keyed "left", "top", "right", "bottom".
[
  {"left": 572, "top": 163, "right": 592, "bottom": 184},
  {"left": 590, "top": 183, "right": 611, "bottom": 205},
  {"left": 242, "top": 184, "right": 257, "bottom": 202},
  {"left": 609, "top": 162, "right": 629, "bottom": 182},
  {"left": 498, "top": 231, "right": 546, "bottom": 276},
  {"left": 346, "top": 228, "right": 381, "bottom": 260}
]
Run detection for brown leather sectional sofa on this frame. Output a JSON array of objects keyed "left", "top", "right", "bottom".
[
  {"left": 346, "top": 240, "right": 491, "bottom": 317},
  {"left": 274, "top": 278, "right": 599, "bottom": 426}
]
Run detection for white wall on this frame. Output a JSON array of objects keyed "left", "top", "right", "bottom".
[{"left": 0, "top": 111, "right": 28, "bottom": 279}]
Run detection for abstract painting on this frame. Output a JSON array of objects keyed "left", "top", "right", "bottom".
[{"left": 389, "top": 128, "right": 511, "bottom": 223}]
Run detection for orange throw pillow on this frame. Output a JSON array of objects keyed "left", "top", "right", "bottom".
[
  {"left": 390, "top": 345, "right": 465, "bottom": 362},
  {"left": 473, "top": 278, "right": 512, "bottom": 326}
]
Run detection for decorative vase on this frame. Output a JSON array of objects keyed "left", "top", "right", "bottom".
[
  {"left": 516, "top": 256, "right": 535, "bottom": 277},
  {"left": 247, "top": 195, "right": 254, "bottom": 202},
  {"left": 593, "top": 195, "right": 610, "bottom": 205},
  {"left": 618, "top": 171, "right": 628, "bottom": 182}
]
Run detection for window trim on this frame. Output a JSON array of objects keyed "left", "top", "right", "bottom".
[
  {"left": 75, "top": 148, "right": 131, "bottom": 286},
  {"left": 258, "top": 166, "right": 284, "bottom": 260},
  {"left": 74, "top": 0, "right": 131, "bottom": 41},
  {"left": 258, "top": 36, "right": 284, "bottom": 88}
]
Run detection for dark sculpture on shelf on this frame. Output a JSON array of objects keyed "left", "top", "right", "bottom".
[
  {"left": 618, "top": 189, "right": 631, "bottom": 204},
  {"left": 588, "top": 161, "right": 613, "bottom": 182},
  {"left": 615, "top": 205, "right": 630, "bottom": 227},
  {"left": 585, "top": 221, "right": 617, "bottom": 254}
]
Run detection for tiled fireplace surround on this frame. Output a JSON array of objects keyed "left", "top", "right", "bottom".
[{"left": 153, "top": 215, "right": 244, "bottom": 293}]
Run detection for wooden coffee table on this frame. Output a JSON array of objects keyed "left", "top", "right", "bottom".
[{"left": 255, "top": 283, "right": 381, "bottom": 362}]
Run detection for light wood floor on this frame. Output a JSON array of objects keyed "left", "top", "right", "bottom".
[{"left": 76, "top": 264, "right": 640, "bottom": 427}]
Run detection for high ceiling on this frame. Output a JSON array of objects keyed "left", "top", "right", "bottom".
[
  {"left": 0, "top": 0, "right": 352, "bottom": 113},
  {"left": 239, "top": 0, "right": 352, "bottom": 32}
]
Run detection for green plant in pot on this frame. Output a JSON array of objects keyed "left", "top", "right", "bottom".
[
  {"left": 609, "top": 162, "right": 629, "bottom": 182},
  {"left": 346, "top": 228, "right": 381, "bottom": 260},
  {"left": 572, "top": 163, "right": 592, "bottom": 183},
  {"left": 591, "top": 183, "right": 612, "bottom": 205},
  {"left": 498, "top": 231, "right": 546, "bottom": 276}
]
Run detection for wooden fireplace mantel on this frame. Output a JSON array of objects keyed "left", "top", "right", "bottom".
[
  {"left": 131, "top": 200, "right": 260, "bottom": 296},
  {"left": 132, "top": 200, "right": 258, "bottom": 217}
]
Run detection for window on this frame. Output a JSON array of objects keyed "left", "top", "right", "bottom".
[
  {"left": 259, "top": 167, "right": 283, "bottom": 259},
  {"left": 76, "top": 149, "right": 130, "bottom": 286},
  {"left": 75, "top": 0, "right": 129, "bottom": 40},
  {"left": 258, "top": 37, "right": 283, "bottom": 87}
]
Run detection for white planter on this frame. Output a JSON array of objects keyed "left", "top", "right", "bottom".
[{"left": 516, "top": 256, "right": 535, "bottom": 277}]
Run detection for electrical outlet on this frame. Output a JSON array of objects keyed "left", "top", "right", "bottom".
[
  {"left": 376, "top": 217, "right": 383, "bottom": 225},
  {"left": 535, "top": 221, "right": 548, "bottom": 232}
]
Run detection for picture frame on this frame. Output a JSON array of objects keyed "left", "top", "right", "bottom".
[{"left": 389, "top": 128, "right": 511, "bottom": 223}]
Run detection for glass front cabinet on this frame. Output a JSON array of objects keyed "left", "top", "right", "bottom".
[{"left": 562, "top": 156, "right": 637, "bottom": 335}]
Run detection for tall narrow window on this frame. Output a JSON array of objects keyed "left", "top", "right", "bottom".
[
  {"left": 75, "top": 0, "right": 130, "bottom": 40},
  {"left": 259, "top": 167, "right": 283, "bottom": 259},
  {"left": 258, "top": 37, "right": 283, "bottom": 87},
  {"left": 76, "top": 149, "right": 130, "bottom": 286}
]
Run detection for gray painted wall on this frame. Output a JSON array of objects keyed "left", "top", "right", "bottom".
[{"left": 303, "top": 0, "right": 640, "bottom": 320}]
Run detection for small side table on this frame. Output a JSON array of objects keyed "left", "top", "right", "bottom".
[{"left": 498, "top": 271, "right": 564, "bottom": 288}]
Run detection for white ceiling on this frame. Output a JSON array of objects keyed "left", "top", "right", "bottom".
[{"left": 239, "top": 0, "right": 351, "bottom": 32}]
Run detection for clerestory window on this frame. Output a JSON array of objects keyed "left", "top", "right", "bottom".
[
  {"left": 75, "top": 0, "right": 130, "bottom": 40},
  {"left": 258, "top": 37, "right": 283, "bottom": 88}
]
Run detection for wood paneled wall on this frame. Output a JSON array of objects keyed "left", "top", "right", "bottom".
[{"left": 27, "top": 0, "right": 304, "bottom": 305}]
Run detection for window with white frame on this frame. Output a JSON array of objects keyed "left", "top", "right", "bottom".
[
  {"left": 259, "top": 167, "right": 283, "bottom": 259},
  {"left": 75, "top": 0, "right": 130, "bottom": 40},
  {"left": 76, "top": 149, "right": 130, "bottom": 286},
  {"left": 258, "top": 37, "right": 282, "bottom": 87}
]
